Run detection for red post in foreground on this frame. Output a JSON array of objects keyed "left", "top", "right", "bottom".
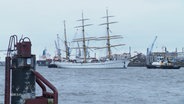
[{"left": 4, "top": 35, "right": 58, "bottom": 104}]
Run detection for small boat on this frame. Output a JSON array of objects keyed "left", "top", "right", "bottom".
[
  {"left": 146, "top": 36, "right": 180, "bottom": 69},
  {"left": 146, "top": 60, "right": 180, "bottom": 69},
  {"left": 37, "top": 49, "right": 52, "bottom": 66},
  {"left": 146, "top": 52, "right": 181, "bottom": 69},
  {"left": 48, "top": 63, "right": 58, "bottom": 68}
]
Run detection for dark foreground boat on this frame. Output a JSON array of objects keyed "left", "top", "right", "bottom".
[
  {"left": 146, "top": 64, "right": 180, "bottom": 69},
  {"left": 48, "top": 63, "right": 58, "bottom": 68},
  {"left": 37, "top": 59, "right": 52, "bottom": 66}
]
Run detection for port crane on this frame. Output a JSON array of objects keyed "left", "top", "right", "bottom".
[
  {"left": 148, "top": 36, "right": 157, "bottom": 55},
  {"left": 54, "top": 34, "right": 62, "bottom": 60}
]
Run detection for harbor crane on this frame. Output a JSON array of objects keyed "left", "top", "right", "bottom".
[
  {"left": 54, "top": 34, "right": 62, "bottom": 58},
  {"left": 148, "top": 36, "right": 157, "bottom": 55}
]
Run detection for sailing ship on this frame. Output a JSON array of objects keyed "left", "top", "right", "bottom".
[{"left": 54, "top": 10, "right": 131, "bottom": 69}]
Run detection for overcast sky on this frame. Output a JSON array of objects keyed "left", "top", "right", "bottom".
[{"left": 0, "top": 0, "right": 184, "bottom": 59}]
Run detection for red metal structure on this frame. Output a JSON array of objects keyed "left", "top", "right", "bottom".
[{"left": 4, "top": 35, "right": 58, "bottom": 104}]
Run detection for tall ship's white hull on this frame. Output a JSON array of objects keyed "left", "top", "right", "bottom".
[{"left": 54, "top": 59, "right": 130, "bottom": 69}]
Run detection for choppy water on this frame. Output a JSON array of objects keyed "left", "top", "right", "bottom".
[{"left": 1, "top": 66, "right": 184, "bottom": 104}]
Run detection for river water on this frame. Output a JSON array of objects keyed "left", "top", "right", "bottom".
[{"left": 1, "top": 66, "right": 184, "bottom": 104}]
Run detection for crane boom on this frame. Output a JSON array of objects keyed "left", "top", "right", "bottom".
[
  {"left": 148, "top": 36, "right": 157, "bottom": 54},
  {"left": 55, "top": 40, "right": 61, "bottom": 57}
]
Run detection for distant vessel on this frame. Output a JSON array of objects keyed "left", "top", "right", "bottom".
[
  {"left": 146, "top": 56, "right": 180, "bottom": 69},
  {"left": 0, "top": 50, "right": 6, "bottom": 66},
  {"left": 37, "top": 48, "right": 52, "bottom": 66},
  {"left": 146, "top": 36, "right": 180, "bottom": 69},
  {"left": 0, "top": 61, "right": 5, "bottom": 66},
  {"left": 54, "top": 10, "right": 131, "bottom": 69}
]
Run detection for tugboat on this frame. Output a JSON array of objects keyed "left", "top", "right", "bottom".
[
  {"left": 146, "top": 36, "right": 180, "bottom": 69},
  {"left": 146, "top": 56, "right": 180, "bottom": 69}
]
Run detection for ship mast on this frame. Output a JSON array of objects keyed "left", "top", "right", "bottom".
[
  {"left": 100, "top": 9, "right": 117, "bottom": 60},
  {"left": 76, "top": 12, "right": 92, "bottom": 63},
  {"left": 63, "top": 20, "right": 69, "bottom": 60},
  {"left": 55, "top": 34, "right": 61, "bottom": 59}
]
